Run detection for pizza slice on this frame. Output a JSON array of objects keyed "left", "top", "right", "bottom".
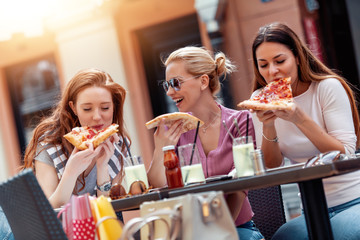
[
  {"left": 145, "top": 112, "right": 204, "bottom": 132},
  {"left": 64, "top": 123, "right": 119, "bottom": 150},
  {"left": 238, "top": 77, "right": 294, "bottom": 111}
]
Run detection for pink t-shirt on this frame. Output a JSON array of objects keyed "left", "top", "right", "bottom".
[{"left": 177, "top": 104, "right": 255, "bottom": 226}]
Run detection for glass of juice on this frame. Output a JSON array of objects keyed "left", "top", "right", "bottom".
[
  {"left": 178, "top": 143, "right": 205, "bottom": 185},
  {"left": 232, "top": 136, "right": 255, "bottom": 177},
  {"left": 124, "top": 156, "right": 149, "bottom": 194}
]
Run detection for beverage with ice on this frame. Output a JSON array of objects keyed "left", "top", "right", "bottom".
[
  {"left": 233, "top": 136, "right": 255, "bottom": 177},
  {"left": 181, "top": 163, "right": 205, "bottom": 184},
  {"left": 124, "top": 156, "right": 149, "bottom": 193},
  {"left": 178, "top": 143, "right": 205, "bottom": 185}
]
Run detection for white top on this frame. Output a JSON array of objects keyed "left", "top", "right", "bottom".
[{"left": 252, "top": 78, "right": 360, "bottom": 207}]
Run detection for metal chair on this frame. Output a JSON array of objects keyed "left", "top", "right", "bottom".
[
  {"left": 0, "top": 169, "right": 67, "bottom": 240},
  {"left": 248, "top": 186, "right": 286, "bottom": 240}
]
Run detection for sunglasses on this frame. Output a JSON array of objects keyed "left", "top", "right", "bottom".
[
  {"left": 304, "top": 150, "right": 342, "bottom": 168},
  {"left": 162, "top": 75, "right": 201, "bottom": 92}
]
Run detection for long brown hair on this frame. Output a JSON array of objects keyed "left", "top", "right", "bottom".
[
  {"left": 251, "top": 22, "right": 360, "bottom": 147},
  {"left": 23, "top": 68, "right": 131, "bottom": 171}
]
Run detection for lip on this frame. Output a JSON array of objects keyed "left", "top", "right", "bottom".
[
  {"left": 92, "top": 124, "right": 104, "bottom": 131},
  {"left": 173, "top": 98, "right": 183, "bottom": 108}
]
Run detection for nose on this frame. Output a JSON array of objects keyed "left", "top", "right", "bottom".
[
  {"left": 269, "top": 63, "right": 279, "bottom": 76},
  {"left": 166, "top": 86, "right": 176, "bottom": 96},
  {"left": 93, "top": 108, "right": 101, "bottom": 121}
]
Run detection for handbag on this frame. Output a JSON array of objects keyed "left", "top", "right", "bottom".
[
  {"left": 58, "top": 194, "right": 96, "bottom": 240},
  {"left": 137, "top": 191, "right": 239, "bottom": 240}
]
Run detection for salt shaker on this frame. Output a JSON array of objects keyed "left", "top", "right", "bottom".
[{"left": 252, "top": 149, "right": 265, "bottom": 175}]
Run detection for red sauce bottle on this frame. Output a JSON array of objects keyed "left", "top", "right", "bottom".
[{"left": 162, "top": 145, "right": 184, "bottom": 189}]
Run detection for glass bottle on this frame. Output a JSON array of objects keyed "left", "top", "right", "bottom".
[{"left": 162, "top": 145, "right": 184, "bottom": 189}]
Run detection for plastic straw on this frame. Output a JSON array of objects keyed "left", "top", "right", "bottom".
[
  {"left": 189, "top": 121, "right": 200, "bottom": 166},
  {"left": 222, "top": 120, "right": 235, "bottom": 141},
  {"left": 234, "top": 118, "right": 241, "bottom": 137},
  {"left": 185, "top": 121, "right": 200, "bottom": 184},
  {"left": 124, "top": 138, "right": 134, "bottom": 165},
  {"left": 246, "top": 113, "right": 249, "bottom": 143}
]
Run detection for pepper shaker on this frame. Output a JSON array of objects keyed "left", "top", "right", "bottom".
[{"left": 252, "top": 149, "right": 265, "bottom": 175}]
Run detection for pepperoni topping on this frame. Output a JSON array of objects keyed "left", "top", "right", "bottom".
[
  {"left": 249, "top": 77, "right": 293, "bottom": 104},
  {"left": 87, "top": 129, "right": 97, "bottom": 139}
]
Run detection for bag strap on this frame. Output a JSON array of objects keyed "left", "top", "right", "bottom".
[
  {"left": 143, "top": 206, "right": 182, "bottom": 240},
  {"left": 120, "top": 216, "right": 170, "bottom": 240}
]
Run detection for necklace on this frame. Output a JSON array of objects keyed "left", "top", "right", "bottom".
[{"left": 201, "top": 113, "right": 221, "bottom": 133}]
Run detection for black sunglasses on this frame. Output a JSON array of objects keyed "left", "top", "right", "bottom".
[{"left": 162, "top": 75, "right": 201, "bottom": 92}]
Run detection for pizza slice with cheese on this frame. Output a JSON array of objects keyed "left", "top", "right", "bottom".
[
  {"left": 64, "top": 123, "right": 119, "bottom": 150},
  {"left": 238, "top": 77, "right": 294, "bottom": 111},
  {"left": 145, "top": 112, "right": 204, "bottom": 132}
]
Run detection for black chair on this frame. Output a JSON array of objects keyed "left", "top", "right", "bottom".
[
  {"left": 0, "top": 169, "right": 67, "bottom": 240},
  {"left": 248, "top": 186, "right": 286, "bottom": 240}
]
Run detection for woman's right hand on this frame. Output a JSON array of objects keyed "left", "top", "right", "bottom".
[
  {"left": 153, "top": 119, "right": 184, "bottom": 149},
  {"left": 254, "top": 109, "right": 277, "bottom": 128},
  {"left": 65, "top": 144, "right": 96, "bottom": 177}
]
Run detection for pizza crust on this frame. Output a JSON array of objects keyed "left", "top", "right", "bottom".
[
  {"left": 238, "top": 100, "right": 294, "bottom": 111},
  {"left": 145, "top": 112, "right": 204, "bottom": 132},
  {"left": 64, "top": 124, "right": 119, "bottom": 150},
  {"left": 63, "top": 130, "right": 84, "bottom": 149}
]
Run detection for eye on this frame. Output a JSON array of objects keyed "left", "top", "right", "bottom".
[
  {"left": 102, "top": 107, "right": 110, "bottom": 110},
  {"left": 276, "top": 59, "right": 285, "bottom": 64},
  {"left": 259, "top": 63, "right": 268, "bottom": 68},
  {"left": 173, "top": 79, "right": 182, "bottom": 88},
  {"left": 83, "top": 108, "right": 91, "bottom": 112}
]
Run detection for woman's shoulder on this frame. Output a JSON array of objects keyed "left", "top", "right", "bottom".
[
  {"left": 315, "top": 78, "right": 346, "bottom": 97},
  {"left": 317, "top": 77, "right": 342, "bottom": 88}
]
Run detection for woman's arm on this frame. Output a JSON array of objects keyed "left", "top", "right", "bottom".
[
  {"left": 94, "top": 135, "right": 120, "bottom": 196},
  {"left": 35, "top": 145, "right": 98, "bottom": 208},
  {"left": 35, "top": 160, "right": 78, "bottom": 208},
  {"left": 253, "top": 110, "right": 283, "bottom": 168},
  {"left": 275, "top": 106, "right": 346, "bottom": 153},
  {"left": 226, "top": 191, "right": 246, "bottom": 221}
]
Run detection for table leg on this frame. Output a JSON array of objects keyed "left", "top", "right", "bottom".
[{"left": 298, "top": 179, "right": 334, "bottom": 240}]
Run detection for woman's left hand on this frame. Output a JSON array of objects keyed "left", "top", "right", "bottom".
[
  {"left": 272, "top": 103, "right": 309, "bottom": 125},
  {"left": 95, "top": 133, "right": 120, "bottom": 169}
]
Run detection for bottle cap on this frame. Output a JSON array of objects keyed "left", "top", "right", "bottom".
[{"left": 162, "top": 145, "right": 175, "bottom": 151}]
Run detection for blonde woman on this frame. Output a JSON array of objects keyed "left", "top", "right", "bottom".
[{"left": 147, "top": 46, "right": 264, "bottom": 239}]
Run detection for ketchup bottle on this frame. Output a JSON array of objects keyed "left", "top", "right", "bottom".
[{"left": 162, "top": 145, "right": 184, "bottom": 189}]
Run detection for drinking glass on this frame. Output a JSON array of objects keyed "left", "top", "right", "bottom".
[
  {"left": 232, "top": 136, "right": 255, "bottom": 177},
  {"left": 124, "top": 156, "right": 149, "bottom": 193},
  {"left": 178, "top": 143, "right": 205, "bottom": 185}
]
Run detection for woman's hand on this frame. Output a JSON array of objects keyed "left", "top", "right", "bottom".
[
  {"left": 95, "top": 133, "right": 120, "bottom": 168},
  {"left": 65, "top": 144, "right": 97, "bottom": 177},
  {"left": 272, "top": 104, "right": 310, "bottom": 125},
  {"left": 253, "top": 109, "right": 277, "bottom": 127},
  {"left": 154, "top": 119, "right": 184, "bottom": 149}
]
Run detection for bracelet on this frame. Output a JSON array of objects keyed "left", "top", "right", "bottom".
[{"left": 262, "top": 132, "right": 279, "bottom": 143}]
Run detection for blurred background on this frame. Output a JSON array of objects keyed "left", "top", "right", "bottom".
[{"left": 0, "top": 0, "right": 359, "bottom": 221}]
